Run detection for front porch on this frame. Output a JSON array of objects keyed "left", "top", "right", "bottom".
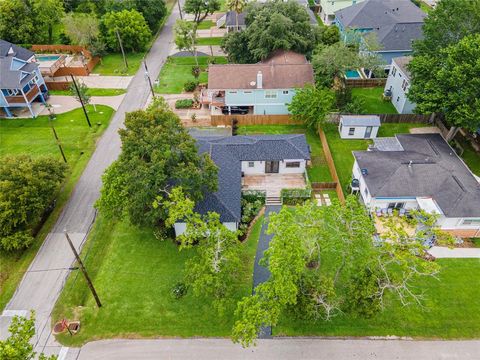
[{"left": 242, "top": 173, "right": 306, "bottom": 196}]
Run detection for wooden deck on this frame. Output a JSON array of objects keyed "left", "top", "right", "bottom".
[{"left": 242, "top": 174, "right": 306, "bottom": 196}]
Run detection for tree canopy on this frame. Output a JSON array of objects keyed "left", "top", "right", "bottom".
[
  {"left": 183, "top": 0, "right": 221, "bottom": 24},
  {"left": 232, "top": 197, "right": 448, "bottom": 346},
  {"left": 174, "top": 20, "right": 198, "bottom": 65},
  {"left": 222, "top": 0, "right": 323, "bottom": 63},
  {"left": 32, "top": 0, "right": 64, "bottom": 44},
  {"left": 62, "top": 13, "right": 100, "bottom": 47},
  {"left": 288, "top": 85, "right": 335, "bottom": 129},
  {"left": 97, "top": 98, "right": 218, "bottom": 228},
  {"left": 0, "top": 0, "right": 35, "bottom": 44},
  {"left": 0, "top": 156, "right": 67, "bottom": 252}
]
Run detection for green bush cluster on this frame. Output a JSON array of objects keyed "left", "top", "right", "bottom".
[
  {"left": 184, "top": 80, "right": 199, "bottom": 92},
  {"left": 281, "top": 188, "right": 312, "bottom": 206},
  {"left": 241, "top": 191, "right": 266, "bottom": 204},
  {"left": 239, "top": 197, "right": 264, "bottom": 235},
  {"left": 175, "top": 99, "right": 194, "bottom": 109}
]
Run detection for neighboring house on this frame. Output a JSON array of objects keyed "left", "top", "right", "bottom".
[
  {"left": 338, "top": 115, "right": 380, "bottom": 139},
  {"left": 174, "top": 134, "right": 311, "bottom": 236},
  {"left": 202, "top": 51, "right": 314, "bottom": 115},
  {"left": 318, "top": 0, "right": 365, "bottom": 25},
  {"left": 296, "top": 0, "right": 320, "bottom": 26},
  {"left": 352, "top": 134, "right": 480, "bottom": 238},
  {"left": 217, "top": 11, "right": 247, "bottom": 32},
  {"left": 334, "top": 0, "right": 426, "bottom": 65},
  {"left": 384, "top": 56, "right": 416, "bottom": 114},
  {"left": 0, "top": 40, "right": 48, "bottom": 118}
]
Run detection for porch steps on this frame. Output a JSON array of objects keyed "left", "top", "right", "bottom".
[{"left": 266, "top": 196, "right": 282, "bottom": 206}]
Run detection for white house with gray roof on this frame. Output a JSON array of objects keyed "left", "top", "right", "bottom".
[
  {"left": 338, "top": 115, "right": 380, "bottom": 139},
  {"left": 384, "top": 56, "right": 416, "bottom": 114},
  {"left": 352, "top": 134, "right": 480, "bottom": 238},
  {"left": 174, "top": 134, "right": 311, "bottom": 236}
]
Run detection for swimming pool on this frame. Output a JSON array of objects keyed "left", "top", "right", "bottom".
[
  {"left": 36, "top": 55, "right": 61, "bottom": 62},
  {"left": 344, "top": 69, "right": 362, "bottom": 79}
]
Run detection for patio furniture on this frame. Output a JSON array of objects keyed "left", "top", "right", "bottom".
[
  {"left": 381, "top": 208, "right": 388, "bottom": 216},
  {"left": 399, "top": 208, "right": 406, "bottom": 216},
  {"left": 387, "top": 208, "right": 393, "bottom": 216},
  {"left": 376, "top": 209, "right": 382, "bottom": 217}
]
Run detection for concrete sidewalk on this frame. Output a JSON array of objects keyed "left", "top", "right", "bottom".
[
  {"left": 52, "top": 75, "right": 133, "bottom": 89},
  {"left": 169, "top": 45, "right": 225, "bottom": 56},
  {"left": 428, "top": 246, "right": 480, "bottom": 258}
]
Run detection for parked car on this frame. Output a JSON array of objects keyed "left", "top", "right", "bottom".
[{"left": 221, "top": 106, "right": 249, "bottom": 115}]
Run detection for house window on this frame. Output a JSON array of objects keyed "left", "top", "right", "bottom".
[
  {"left": 282, "top": 90, "right": 289, "bottom": 95},
  {"left": 229, "top": 91, "right": 237, "bottom": 94},
  {"left": 388, "top": 202, "right": 405, "bottom": 210},
  {"left": 243, "top": 90, "right": 252, "bottom": 94},
  {"left": 265, "top": 90, "right": 277, "bottom": 99},
  {"left": 6, "top": 89, "right": 19, "bottom": 96},
  {"left": 396, "top": 96, "right": 400, "bottom": 102},
  {"left": 248, "top": 161, "right": 255, "bottom": 168},
  {"left": 285, "top": 161, "right": 300, "bottom": 168},
  {"left": 462, "top": 219, "right": 480, "bottom": 226},
  {"left": 348, "top": 127, "right": 355, "bottom": 136},
  {"left": 364, "top": 187, "right": 369, "bottom": 197},
  {"left": 391, "top": 67, "right": 396, "bottom": 77},
  {"left": 402, "top": 80, "right": 409, "bottom": 91}
]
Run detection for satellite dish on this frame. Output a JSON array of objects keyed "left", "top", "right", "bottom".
[{"left": 250, "top": 81, "right": 256, "bottom": 86}]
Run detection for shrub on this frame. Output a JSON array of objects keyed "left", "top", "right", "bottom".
[
  {"left": 242, "top": 191, "right": 266, "bottom": 204},
  {"left": 171, "top": 282, "right": 188, "bottom": 299},
  {"left": 281, "top": 188, "right": 312, "bottom": 205},
  {"left": 184, "top": 80, "right": 199, "bottom": 92},
  {"left": 239, "top": 197, "right": 264, "bottom": 234},
  {"left": 191, "top": 65, "right": 201, "bottom": 79},
  {"left": 175, "top": 99, "right": 194, "bottom": 109}
]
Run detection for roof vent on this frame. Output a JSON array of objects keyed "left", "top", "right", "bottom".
[
  {"left": 250, "top": 81, "right": 256, "bottom": 87},
  {"left": 257, "top": 71, "right": 263, "bottom": 89}
]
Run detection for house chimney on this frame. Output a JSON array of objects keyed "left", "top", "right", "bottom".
[{"left": 257, "top": 71, "right": 263, "bottom": 89}]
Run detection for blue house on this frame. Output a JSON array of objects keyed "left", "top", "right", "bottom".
[
  {"left": 334, "top": 0, "right": 426, "bottom": 65},
  {"left": 203, "top": 51, "right": 314, "bottom": 115},
  {"left": 0, "top": 40, "right": 48, "bottom": 118}
]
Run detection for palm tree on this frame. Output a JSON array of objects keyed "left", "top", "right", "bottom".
[{"left": 226, "top": 0, "right": 246, "bottom": 32}]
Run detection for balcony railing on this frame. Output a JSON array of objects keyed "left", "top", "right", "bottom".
[{"left": 5, "top": 85, "right": 40, "bottom": 104}]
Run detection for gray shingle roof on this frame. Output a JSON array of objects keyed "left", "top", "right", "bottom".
[
  {"left": 194, "top": 134, "right": 311, "bottom": 222},
  {"left": 0, "top": 55, "right": 37, "bottom": 88},
  {"left": 353, "top": 134, "right": 480, "bottom": 218},
  {"left": 225, "top": 11, "right": 246, "bottom": 27},
  {"left": 393, "top": 56, "right": 412, "bottom": 79},
  {"left": 0, "top": 40, "right": 34, "bottom": 61},
  {"left": 341, "top": 115, "right": 381, "bottom": 127}
]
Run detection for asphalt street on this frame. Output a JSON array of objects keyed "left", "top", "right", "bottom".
[{"left": 0, "top": 1, "right": 182, "bottom": 357}]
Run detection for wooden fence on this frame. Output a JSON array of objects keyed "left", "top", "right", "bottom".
[
  {"left": 211, "top": 114, "right": 302, "bottom": 126},
  {"left": 327, "top": 113, "right": 433, "bottom": 124},
  {"left": 45, "top": 81, "right": 70, "bottom": 91},
  {"left": 344, "top": 78, "right": 387, "bottom": 88},
  {"left": 318, "top": 129, "right": 345, "bottom": 204},
  {"left": 311, "top": 182, "right": 337, "bottom": 190}
]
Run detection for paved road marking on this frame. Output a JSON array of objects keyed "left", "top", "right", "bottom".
[{"left": 1, "top": 310, "right": 28, "bottom": 317}]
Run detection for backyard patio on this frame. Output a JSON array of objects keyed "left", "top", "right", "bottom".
[{"left": 242, "top": 174, "right": 306, "bottom": 196}]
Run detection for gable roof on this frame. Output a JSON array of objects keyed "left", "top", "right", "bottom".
[
  {"left": 0, "top": 40, "right": 34, "bottom": 62},
  {"left": 353, "top": 134, "right": 480, "bottom": 218},
  {"left": 340, "top": 115, "right": 380, "bottom": 127},
  {"left": 392, "top": 56, "right": 412, "bottom": 79},
  {"left": 0, "top": 55, "right": 37, "bottom": 89},
  {"left": 208, "top": 51, "right": 314, "bottom": 90},
  {"left": 194, "top": 134, "right": 311, "bottom": 222}
]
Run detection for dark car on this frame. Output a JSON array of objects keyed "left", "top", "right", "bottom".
[{"left": 221, "top": 106, "right": 249, "bottom": 115}]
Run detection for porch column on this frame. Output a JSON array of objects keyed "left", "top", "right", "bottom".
[
  {"left": 27, "top": 104, "right": 36, "bottom": 118},
  {"left": 39, "top": 93, "right": 46, "bottom": 105},
  {"left": 3, "top": 107, "right": 13, "bottom": 118}
]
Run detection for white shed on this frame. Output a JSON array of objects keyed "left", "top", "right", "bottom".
[{"left": 338, "top": 115, "right": 381, "bottom": 139}]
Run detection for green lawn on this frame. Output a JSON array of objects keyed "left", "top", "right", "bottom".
[
  {"left": 323, "top": 123, "right": 428, "bottom": 192},
  {"left": 52, "top": 214, "right": 262, "bottom": 346},
  {"left": 276, "top": 259, "right": 480, "bottom": 338},
  {"left": 0, "top": 105, "right": 114, "bottom": 311},
  {"left": 49, "top": 88, "right": 126, "bottom": 97},
  {"left": 453, "top": 135, "right": 480, "bottom": 176},
  {"left": 93, "top": 53, "right": 145, "bottom": 76},
  {"left": 196, "top": 20, "right": 215, "bottom": 29},
  {"left": 238, "top": 125, "right": 333, "bottom": 183},
  {"left": 196, "top": 37, "right": 224, "bottom": 46},
  {"left": 352, "top": 87, "right": 398, "bottom": 114},
  {"left": 155, "top": 56, "right": 227, "bottom": 94}
]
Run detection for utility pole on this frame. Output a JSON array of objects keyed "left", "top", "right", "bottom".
[
  {"left": 47, "top": 106, "right": 67, "bottom": 163},
  {"left": 70, "top": 75, "right": 91, "bottom": 128},
  {"left": 177, "top": 0, "right": 183, "bottom": 19},
  {"left": 144, "top": 61, "right": 156, "bottom": 99},
  {"left": 64, "top": 232, "right": 102, "bottom": 308},
  {"left": 116, "top": 28, "right": 128, "bottom": 70}
]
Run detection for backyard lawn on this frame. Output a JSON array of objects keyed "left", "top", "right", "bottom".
[
  {"left": 453, "top": 135, "right": 480, "bottom": 176},
  {"left": 323, "top": 122, "right": 428, "bottom": 192},
  {"left": 52, "top": 214, "right": 263, "bottom": 346},
  {"left": 276, "top": 259, "right": 480, "bottom": 338},
  {"left": 155, "top": 56, "right": 227, "bottom": 94},
  {"left": 352, "top": 87, "right": 398, "bottom": 114},
  {"left": 0, "top": 105, "right": 114, "bottom": 311},
  {"left": 49, "top": 88, "right": 126, "bottom": 96},
  {"left": 196, "top": 37, "right": 224, "bottom": 46},
  {"left": 238, "top": 125, "right": 333, "bottom": 183},
  {"left": 92, "top": 53, "right": 145, "bottom": 76},
  {"left": 196, "top": 20, "right": 214, "bottom": 29}
]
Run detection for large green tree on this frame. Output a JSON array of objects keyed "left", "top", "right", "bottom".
[
  {"left": 174, "top": 20, "right": 198, "bottom": 65},
  {"left": 0, "top": 312, "right": 56, "bottom": 360},
  {"left": 104, "top": 0, "right": 167, "bottom": 31},
  {"left": 32, "top": 0, "right": 64, "bottom": 43},
  {"left": 288, "top": 85, "right": 335, "bottom": 129},
  {"left": 97, "top": 98, "right": 218, "bottom": 228},
  {"left": 162, "top": 187, "right": 242, "bottom": 313},
  {"left": 62, "top": 13, "right": 100, "bottom": 46},
  {"left": 222, "top": 0, "right": 322, "bottom": 63},
  {"left": 0, "top": 0, "right": 35, "bottom": 44},
  {"left": 101, "top": 9, "right": 151, "bottom": 52},
  {"left": 232, "top": 197, "right": 448, "bottom": 346},
  {"left": 0, "top": 156, "right": 67, "bottom": 252},
  {"left": 183, "top": 0, "right": 221, "bottom": 24},
  {"left": 409, "top": 34, "right": 480, "bottom": 132}
]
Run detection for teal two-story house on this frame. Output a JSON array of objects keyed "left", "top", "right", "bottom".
[
  {"left": 0, "top": 40, "right": 48, "bottom": 118},
  {"left": 203, "top": 51, "right": 314, "bottom": 115},
  {"left": 334, "top": 0, "right": 425, "bottom": 66}
]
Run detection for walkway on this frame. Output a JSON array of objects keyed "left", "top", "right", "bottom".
[
  {"left": 51, "top": 75, "right": 133, "bottom": 89},
  {"left": 77, "top": 338, "right": 480, "bottom": 360},
  {"left": 0, "top": 1, "right": 182, "bottom": 358},
  {"left": 428, "top": 246, "right": 480, "bottom": 258},
  {"left": 252, "top": 205, "right": 281, "bottom": 338}
]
